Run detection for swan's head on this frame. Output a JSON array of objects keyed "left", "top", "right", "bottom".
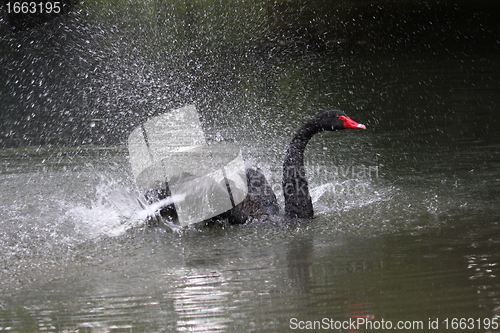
[{"left": 316, "top": 110, "right": 366, "bottom": 131}]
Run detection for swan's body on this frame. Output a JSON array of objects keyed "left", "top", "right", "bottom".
[
  {"left": 146, "top": 110, "right": 365, "bottom": 225},
  {"left": 225, "top": 166, "right": 279, "bottom": 224}
]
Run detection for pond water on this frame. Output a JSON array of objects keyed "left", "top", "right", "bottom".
[{"left": 1, "top": 1, "right": 500, "bottom": 332}]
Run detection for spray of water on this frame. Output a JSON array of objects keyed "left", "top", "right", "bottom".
[{"left": 65, "top": 179, "right": 185, "bottom": 238}]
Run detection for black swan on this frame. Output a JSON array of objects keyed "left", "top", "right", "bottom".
[
  {"left": 146, "top": 110, "right": 365, "bottom": 226},
  {"left": 282, "top": 110, "right": 365, "bottom": 219}
]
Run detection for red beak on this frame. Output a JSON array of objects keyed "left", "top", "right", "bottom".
[{"left": 339, "top": 116, "right": 366, "bottom": 130}]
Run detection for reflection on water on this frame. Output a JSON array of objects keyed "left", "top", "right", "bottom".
[
  {"left": 1, "top": 0, "right": 500, "bottom": 332},
  {"left": 174, "top": 273, "right": 232, "bottom": 332}
]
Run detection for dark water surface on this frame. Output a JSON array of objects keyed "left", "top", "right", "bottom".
[{"left": 1, "top": 1, "right": 500, "bottom": 332}]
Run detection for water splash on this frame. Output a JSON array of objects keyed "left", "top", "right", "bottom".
[
  {"left": 65, "top": 180, "right": 185, "bottom": 238},
  {"left": 311, "top": 178, "right": 392, "bottom": 214}
]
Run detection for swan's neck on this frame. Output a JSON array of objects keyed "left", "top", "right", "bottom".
[{"left": 282, "top": 120, "right": 322, "bottom": 219}]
